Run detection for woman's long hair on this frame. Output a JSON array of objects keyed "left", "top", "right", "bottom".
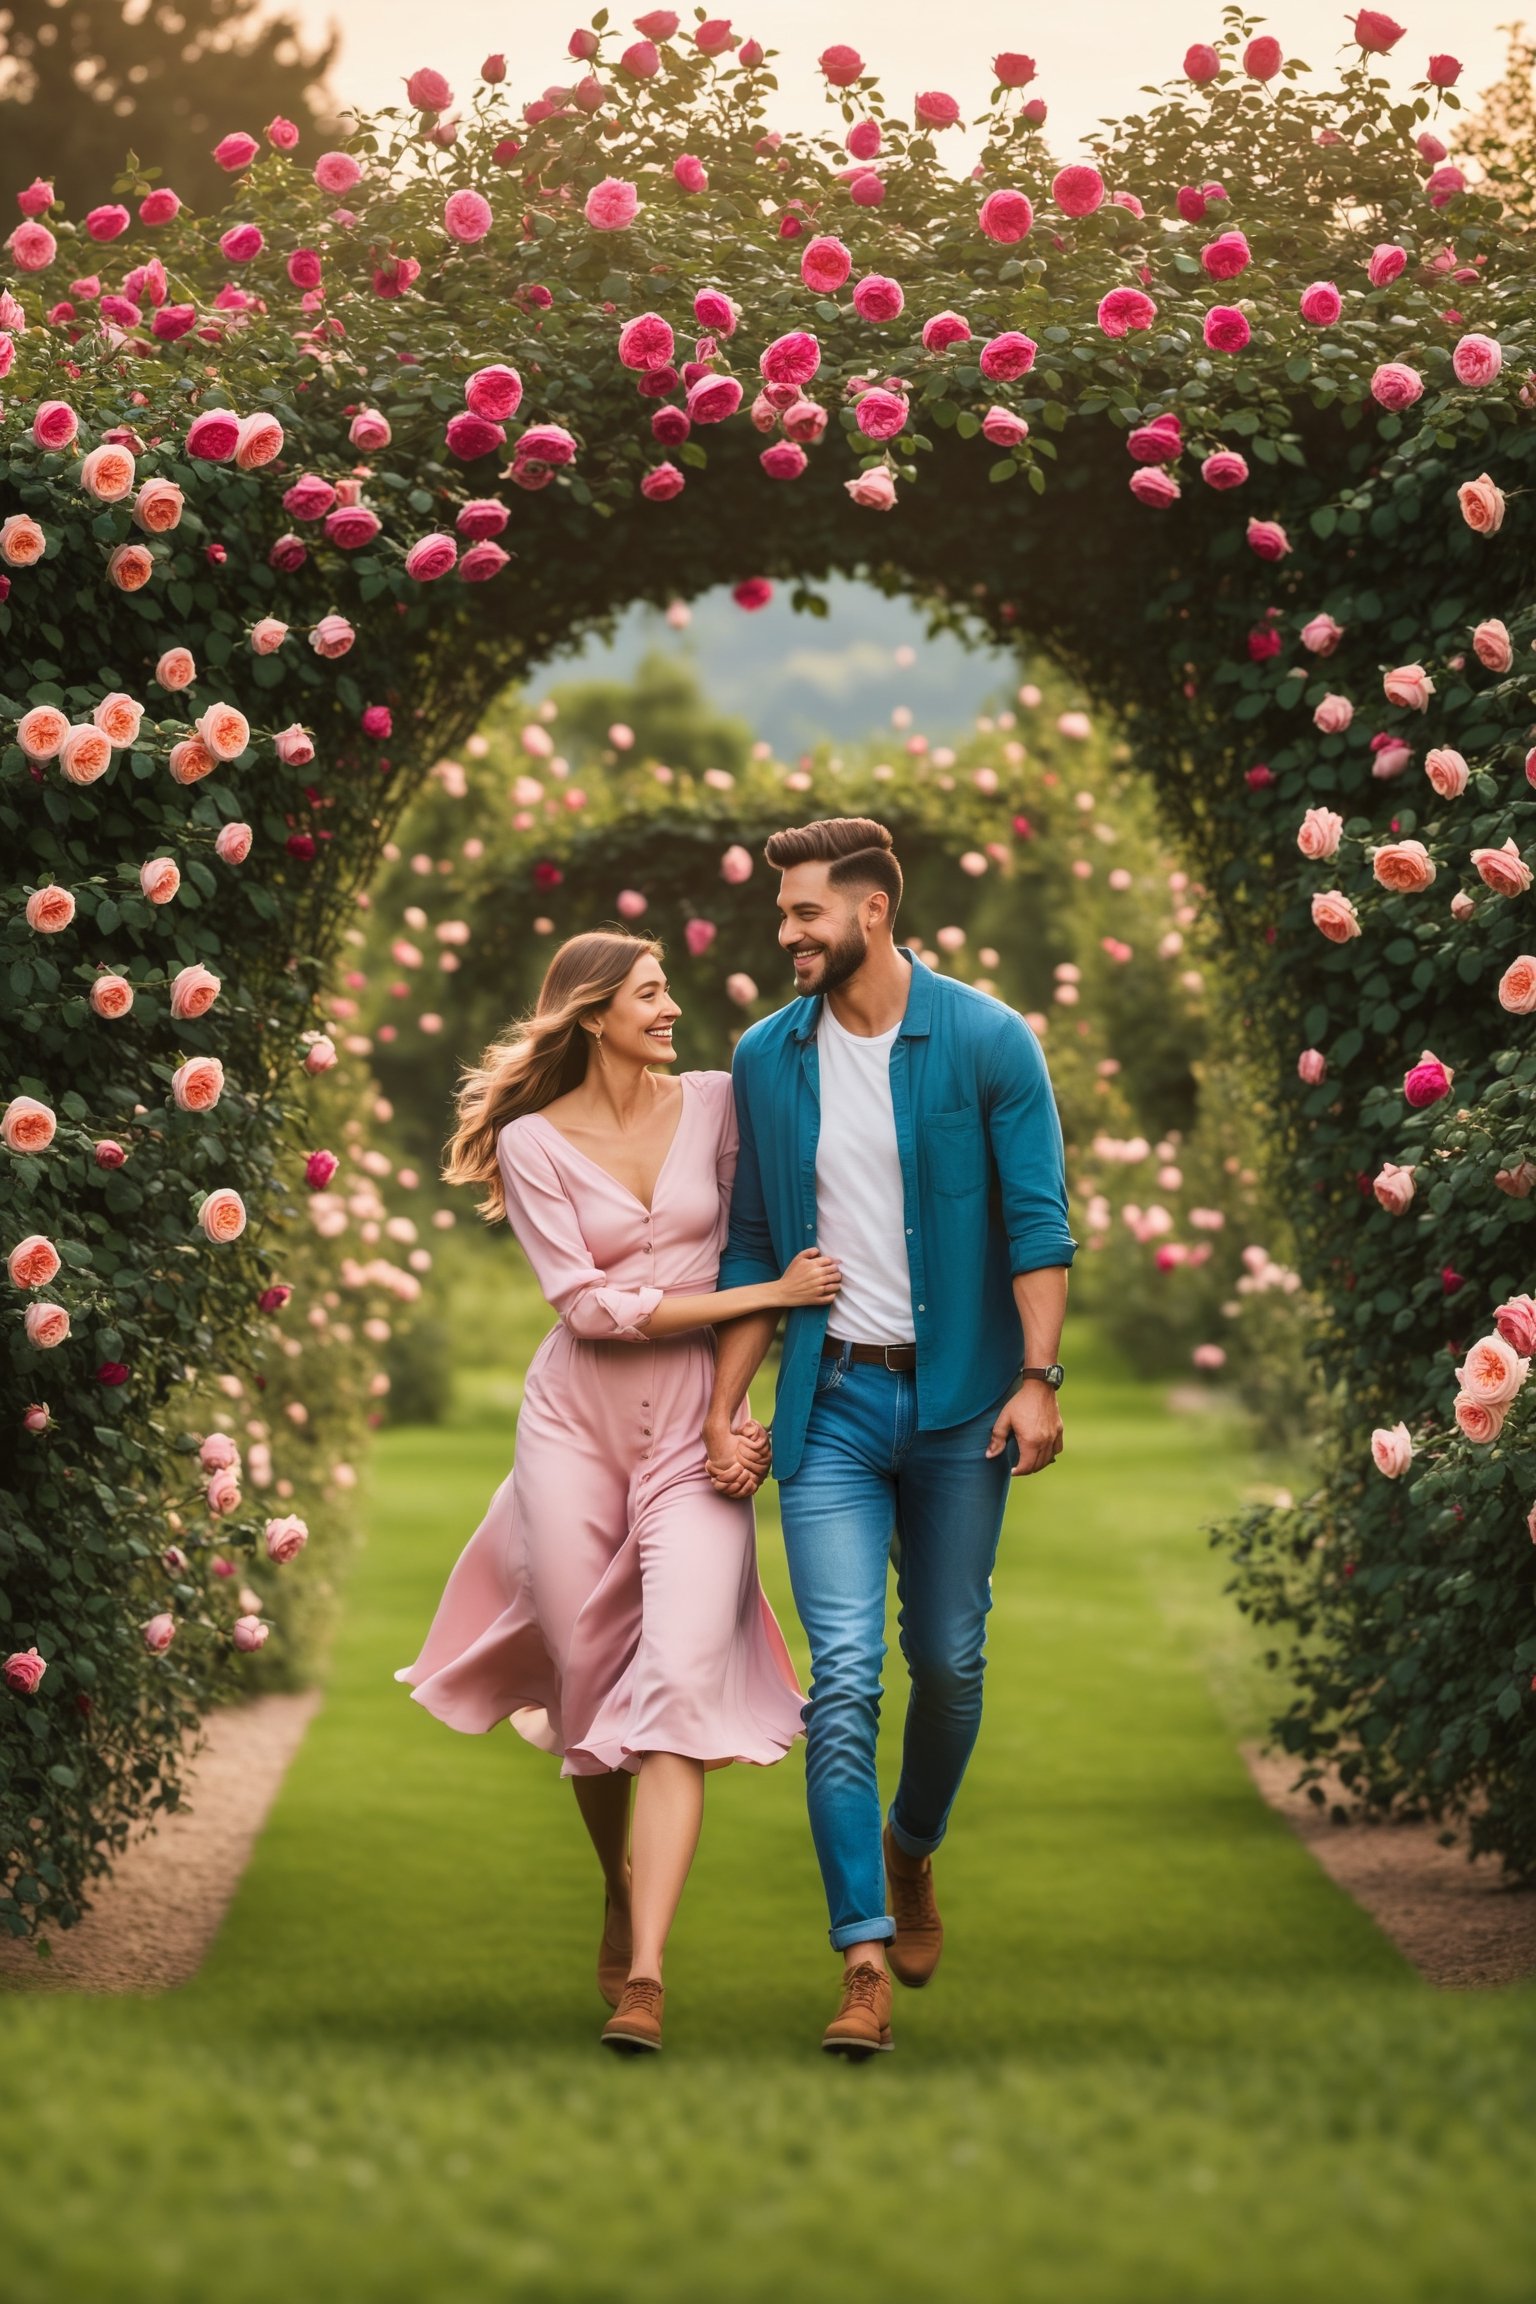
[{"left": 443, "top": 930, "right": 663, "bottom": 1220}]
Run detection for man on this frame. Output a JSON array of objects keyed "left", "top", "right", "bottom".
[{"left": 704, "top": 816, "right": 1076, "bottom": 2058}]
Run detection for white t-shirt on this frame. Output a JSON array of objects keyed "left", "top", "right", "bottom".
[{"left": 814, "top": 1004, "right": 915, "bottom": 1345}]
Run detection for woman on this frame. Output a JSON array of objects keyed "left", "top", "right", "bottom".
[{"left": 396, "top": 931, "right": 837, "bottom": 2053}]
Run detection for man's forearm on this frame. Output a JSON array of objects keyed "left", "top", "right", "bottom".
[
  {"left": 705, "top": 1309, "right": 779, "bottom": 1437},
  {"left": 1013, "top": 1266, "right": 1069, "bottom": 1365}
]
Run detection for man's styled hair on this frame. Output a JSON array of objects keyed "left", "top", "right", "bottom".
[{"left": 762, "top": 816, "right": 903, "bottom": 920}]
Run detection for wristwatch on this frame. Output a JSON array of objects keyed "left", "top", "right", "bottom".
[{"left": 1020, "top": 1363, "right": 1066, "bottom": 1390}]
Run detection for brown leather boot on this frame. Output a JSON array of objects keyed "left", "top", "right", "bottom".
[
  {"left": 598, "top": 1892, "right": 632, "bottom": 2009},
  {"left": 601, "top": 1975, "right": 664, "bottom": 2054},
  {"left": 821, "top": 1962, "right": 894, "bottom": 2058},
  {"left": 884, "top": 1823, "right": 944, "bottom": 1987}
]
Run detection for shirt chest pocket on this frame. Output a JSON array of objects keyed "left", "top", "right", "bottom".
[{"left": 924, "top": 1109, "right": 989, "bottom": 1198}]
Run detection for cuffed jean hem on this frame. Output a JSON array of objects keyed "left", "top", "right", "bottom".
[
  {"left": 829, "top": 1914, "right": 897, "bottom": 1952},
  {"left": 886, "top": 1807, "right": 945, "bottom": 1862}
]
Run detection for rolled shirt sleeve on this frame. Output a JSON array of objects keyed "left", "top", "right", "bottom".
[
  {"left": 497, "top": 1125, "right": 664, "bottom": 1342},
  {"left": 982, "top": 1010, "right": 1078, "bottom": 1275}
]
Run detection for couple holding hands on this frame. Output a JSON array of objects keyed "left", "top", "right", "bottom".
[{"left": 396, "top": 816, "right": 1076, "bottom": 2057}]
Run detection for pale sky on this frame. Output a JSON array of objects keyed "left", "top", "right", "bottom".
[{"left": 303, "top": 1, "right": 1514, "bottom": 162}]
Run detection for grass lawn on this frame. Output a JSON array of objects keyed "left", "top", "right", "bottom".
[{"left": 2, "top": 1304, "right": 1535, "bottom": 2303}]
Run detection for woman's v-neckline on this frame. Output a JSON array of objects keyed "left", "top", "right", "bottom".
[{"left": 529, "top": 1078, "right": 690, "bottom": 1215}]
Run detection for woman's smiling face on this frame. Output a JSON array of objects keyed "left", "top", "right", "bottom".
[{"left": 593, "top": 953, "right": 681, "bottom": 1067}]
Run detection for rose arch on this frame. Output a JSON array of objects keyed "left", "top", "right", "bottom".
[{"left": 5, "top": 9, "right": 1536, "bottom": 1934}]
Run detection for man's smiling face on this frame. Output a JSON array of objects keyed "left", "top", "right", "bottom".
[{"left": 776, "top": 862, "right": 876, "bottom": 998}]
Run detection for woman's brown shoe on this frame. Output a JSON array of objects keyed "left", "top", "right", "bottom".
[
  {"left": 601, "top": 1975, "right": 665, "bottom": 2054},
  {"left": 598, "top": 1894, "right": 632, "bottom": 2009},
  {"left": 884, "top": 1824, "right": 944, "bottom": 1987},
  {"left": 821, "top": 1962, "right": 894, "bottom": 2058}
]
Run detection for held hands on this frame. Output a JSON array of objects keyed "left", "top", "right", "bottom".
[
  {"left": 986, "top": 1382, "right": 1064, "bottom": 1477},
  {"left": 704, "top": 1414, "right": 772, "bottom": 1498},
  {"left": 776, "top": 1247, "right": 842, "bottom": 1308}
]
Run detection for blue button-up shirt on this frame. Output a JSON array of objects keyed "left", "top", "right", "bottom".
[{"left": 719, "top": 950, "right": 1077, "bottom": 1479}]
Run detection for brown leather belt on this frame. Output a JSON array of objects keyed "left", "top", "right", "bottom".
[{"left": 822, "top": 1338, "right": 917, "bottom": 1372}]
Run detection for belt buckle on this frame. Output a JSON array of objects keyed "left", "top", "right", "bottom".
[{"left": 881, "top": 1344, "right": 904, "bottom": 1372}]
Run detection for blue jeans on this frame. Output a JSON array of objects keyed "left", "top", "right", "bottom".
[{"left": 776, "top": 1347, "right": 1016, "bottom": 1950}]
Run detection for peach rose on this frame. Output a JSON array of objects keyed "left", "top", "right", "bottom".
[
  {"left": 195, "top": 702, "right": 250, "bottom": 761},
  {"left": 155, "top": 646, "right": 196, "bottom": 690},
  {"left": 1296, "top": 807, "right": 1344, "bottom": 860},
  {"left": 197, "top": 1186, "right": 247, "bottom": 1242},
  {"left": 93, "top": 692, "right": 145, "bottom": 748},
  {"left": 264, "top": 1513, "right": 309, "bottom": 1564},
  {"left": 140, "top": 857, "right": 180, "bottom": 905},
  {"left": 1372, "top": 1162, "right": 1415, "bottom": 1214},
  {"left": 1382, "top": 664, "right": 1433, "bottom": 711},
  {"left": 169, "top": 963, "right": 221, "bottom": 1020},
  {"left": 1472, "top": 839, "right": 1532, "bottom": 896},
  {"left": 234, "top": 411, "right": 284, "bottom": 470},
  {"left": 1498, "top": 956, "right": 1536, "bottom": 1013},
  {"left": 1496, "top": 1162, "right": 1536, "bottom": 1198},
  {"left": 2, "top": 1096, "right": 56, "bottom": 1154},
  {"left": 214, "top": 823, "right": 252, "bottom": 865},
  {"left": 1494, "top": 1295, "right": 1536, "bottom": 1357},
  {"left": 250, "top": 617, "right": 288, "bottom": 655},
  {"left": 206, "top": 1466, "right": 241, "bottom": 1515},
  {"left": 1300, "top": 613, "right": 1344, "bottom": 655},
  {"left": 168, "top": 737, "right": 215, "bottom": 785},
  {"left": 1424, "top": 748, "right": 1468, "bottom": 799},
  {"left": 25, "top": 886, "right": 75, "bottom": 933},
  {"left": 8, "top": 1233, "right": 61, "bottom": 1290},
  {"left": 133, "top": 478, "right": 185, "bottom": 534},
  {"left": 24, "top": 1302, "right": 70, "bottom": 1348},
  {"left": 1472, "top": 619, "right": 1513, "bottom": 673},
  {"left": 141, "top": 1613, "right": 176, "bottom": 1653},
  {"left": 1312, "top": 693, "right": 1353, "bottom": 734},
  {"left": 171, "top": 1056, "right": 224, "bottom": 1112},
  {"left": 58, "top": 724, "right": 113, "bottom": 785},
  {"left": 1453, "top": 1392, "right": 1506, "bottom": 1444},
  {"left": 16, "top": 706, "right": 69, "bottom": 760},
  {"left": 308, "top": 614, "right": 355, "bottom": 658},
  {"left": 1458, "top": 473, "right": 1505, "bottom": 534},
  {"left": 1371, "top": 838, "right": 1435, "bottom": 893},
  {"left": 1370, "top": 1422, "right": 1413, "bottom": 1477},
  {"left": 1310, "top": 889, "right": 1361, "bottom": 943},
  {"left": 199, "top": 1432, "right": 240, "bottom": 1472},
  {"left": 107, "top": 542, "right": 154, "bottom": 591},
  {"left": 79, "top": 443, "right": 136, "bottom": 502},
  {"left": 0, "top": 514, "right": 47, "bottom": 566},
  {"left": 89, "top": 974, "right": 133, "bottom": 1019}
]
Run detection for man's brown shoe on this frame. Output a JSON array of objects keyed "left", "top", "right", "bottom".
[
  {"left": 821, "top": 1962, "right": 894, "bottom": 2058},
  {"left": 601, "top": 1975, "right": 664, "bottom": 2054},
  {"left": 884, "top": 1824, "right": 944, "bottom": 1988},
  {"left": 597, "top": 1893, "right": 632, "bottom": 2009}
]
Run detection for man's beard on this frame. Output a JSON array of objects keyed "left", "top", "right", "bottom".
[{"left": 793, "top": 921, "right": 867, "bottom": 997}]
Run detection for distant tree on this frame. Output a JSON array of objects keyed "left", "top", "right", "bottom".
[
  {"left": 545, "top": 651, "right": 754, "bottom": 782},
  {"left": 0, "top": 0, "right": 340, "bottom": 218}
]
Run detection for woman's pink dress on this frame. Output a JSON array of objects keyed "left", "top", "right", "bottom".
[{"left": 394, "top": 1069, "right": 805, "bottom": 1775}]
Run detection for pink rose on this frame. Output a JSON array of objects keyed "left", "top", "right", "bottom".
[
  {"left": 200, "top": 1432, "right": 240, "bottom": 1472},
  {"left": 981, "top": 407, "right": 1030, "bottom": 448},
  {"left": 85, "top": 204, "right": 130, "bottom": 242},
  {"left": 513, "top": 424, "right": 576, "bottom": 466},
  {"left": 978, "top": 190, "right": 1033, "bottom": 243},
  {"left": 1373, "top": 1162, "right": 1416, "bottom": 1214},
  {"left": 733, "top": 579, "right": 772, "bottom": 612},
  {"left": 361, "top": 705, "right": 392, "bottom": 740},
  {"left": 686, "top": 374, "right": 744, "bottom": 425},
  {"left": 1052, "top": 165, "right": 1104, "bottom": 217},
  {"left": 1297, "top": 1049, "right": 1328, "bottom": 1085},
  {"left": 16, "top": 705, "right": 69, "bottom": 760},
  {"left": 1403, "top": 1050, "right": 1454, "bottom": 1106},
  {"left": 684, "top": 919, "right": 717, "bottom": 957},
  {"left": 140, "top": 857, "right": 181, "bottom": 906},
  {"left": 1313, "top": 694, "right": 1354, "bottom": 735},
  {"left": 459, "top": 542, "right": 510, "bottom": 582},
  {"left": 6, "top": 221, "right": 57, "bottom": 271},
  {"left": 172, "top": 1057, "right": 225, "bottom": 1113},
  {"left": 1367, "top": 243, "right": 1407, "bottom": 287},
  {"left": 845, "top": 467, "right": 897, "bottom": 511},
  {"left": 265, "top": 1514, "right": 310, "bottom": 1564},
  {"left": 847, "top": 170, "right": 885, "bottom": 209},
  {"left": 726, "top": 972, "right": 758, "bottom": 1006},
  {"left": 405, "top": 532, "right": 458, "bottom": 581},
  {"left": 7, "top": 1234, "right": 61, "bottom": 1290},
  {"left": 1299, "top": 281, "right": 1342, "bottom": 326},
  {"left": 195, "top": 702, "right": 250, "bottom": 761},
  {"left": 760, "top": 331, "right": 820, "bottom": 389},
  {"left": 782, "top": 399, "right": 828, "bottom": 444},
  {"left": 206, "top": 1466, "right": 241, "bottom": 1515},
  {"left": 24, "top": 1302, "right": 69, "bottom": 1348},
  {"left": 1245, "top": 33, "right": 1282, "bottom": 76},
  {"left": 1201, "top": 230, "right": 1250, "bottom": 280},
  {"left": 693, "top": 288, "right": 738, "bottom": 335},
  {"left": 1451, "top": 891, "right": 1476, "bottom": 922},
  {"left": 250, "top": 617, "right": 288, "bottom": 656},
  {"left": 465, "top": 364, "right": 524, "bottom": 421},
  {"left": 1097, "top": 288, "right": 1156, "bottom": 337},
  {"left": 979, "top": 331, "right": 1036, "bottom": 381},
  {"left": 1383, "top": 664, "right": 1433, "bottom": 711},
  {"left": 79, "top": 444, "right": 136, "bottom": 502},
  {"left": 922, "top": 311, "right": 972, "bottom": 353},
  {"left": 235, "top": 412, "right": 283, "bottom": 471},
  {"left": 719, "top": 844, "right": 754, "bottom": 886},
  {"left": 1371, "top": 736, "right": 1412, "bottom": 780},
  {"left": 1472, "top": 838, "right": 1532, "bottom": 895},
  {"left": 1457, "top": 473, "right": 1506, "bottom": 534},
  {"left": 283, "top": 475, "right": 337, "bottom": 522},
  {"left": 25, "top": 887, "right": 75, "bottom": 934},
  {"left": 585, "top": 177, "right": 639, "bottom": 231},
  {"left": 1310, "top": 890, "right": 1361, "bottom": 943},
  {"left": 1200, "top": 450, "right": 1249, "bottom": 490},
  {"left": 446, "top": 413, "right": 506, "bottom": 461},
  {"left": 854, "top": 388, "right": 909, "bottom": 440},
  {"left": 272, "top": 726, "right": 315, "bottom": 770},
  {"left": 641, "top": 463, "right": 686, "bottom": 502},
  {"left": 457, "top": 499, "right": 510, "bottom": 538},
  {"left": 617, "top": 316, "right": 673, "bottom": 375},
  {"left": 1452, "top": 333, "right": 1502, "bottom": 388},
  {"left": 1424, "top": 748, "right": 1469, "bottom": 798},
  {"left": 220, "top": 224, "right": 264, "bottom": 264},
  {"left": 309, "top": 614, "right": 355, "bottom": 659},
  {"left": 3, "top": 1648, "right": 46, "bottom": 1694},
  {"left": 760, "top": 442, "right": 807, "bottom": 480},
  {"left": 1370, "top": 1423, "right": 1413, "bottom": 1476},
  {"left": 215, "top": 823, "right": 252, "bottom": 866},
  {"left": 58, "top": 725, "right": 113, "bottom": 787},
  {"left": 2, "top": 1096, "right": 55, "bottom": 1154},
  {"left": 1296, "top": 807, "right": 1344, "bottom": 860},
  {"left": 89, "top": 974, "right": 133, "bottom": 1019},
  {"left": 1372, "top": 838, "right": 1436, "bottom": 893},
  {"left": 198, "top": 1186, "right": 247, "bottom": 1242},
  {"left": 1203, "top": 305, "right": 1251, "bottom": 353},
  {"left": 1427, "top": 164, "right": 1466, "bottom": 208},
  {"left": 303, "top": 1035, "right": 337, "bottom": 1074},
  {"left": 1472, "top": 619, "right": 1512, "bottom": 672},
  {"left": 1246, "top": 519, "right": 1290, "bottom": 561},
  {"left": 32, "top": 400, "right": 79, "bottom": 452},
  {"left": 232, "top": 1614, "right": 270, "bottom": 1653},
  {"left": 306, "top": 1149, "right": 339, "bottom": 1191},
  {"left": 1127, "top": 416, "right": 1182, "bottom": 464},
  {"left": 914, "top": 90, "right": 960, "bottom": 129},
  {"left": 1351, "top": 11, "right": 1406, "bottom": 53},
  {"left": 1185, "top": 43, "right": 1222, "bottom": 82},
  {"left": 1498, "top": 955, "right": 1536, "bottom": 1014},
  {"left": 1455, "top": 1333, "right": 1529, "bottom": 1406},
  {"left": 348, "top": 408, "right": 391, "bottom": 452},
  {"left": 1129, "top": 469, "right": 1180, "bottom": 508},
  {"left": 1494, "top": 1295, "right": 1536, "bottom": 1356},
  {"left": 142, "top": 1613, "right": 176, "bottom": 1654},
  {"left": 1300, "top": 613, "right": 1344, "bottom": 655},
  {"left": 17, "top": 178, "right": 53, "bottom": 216},
  {"left": 852, "top": 274, "right": 904, "bottom": 324},
  {"left": 673, "top": 155, "right": 708, "bottom": 192},
  {"left": 152, "top": 305, "right": 197, "bottom": 342},
  {"left": 213, "top": 132, "right": 259, "bottom": 169},
  {"left": 820, "top": 43, "right": 863, "bottom": 84},
  {"left": 185, "top": 408, "right": 242, "bottom": 462},
  {"left": 324, "top": 504, "right": 382, "bottom": 550},
  {"left": 1371, "top": 362, "right": 1423, "bottom": 411}
]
